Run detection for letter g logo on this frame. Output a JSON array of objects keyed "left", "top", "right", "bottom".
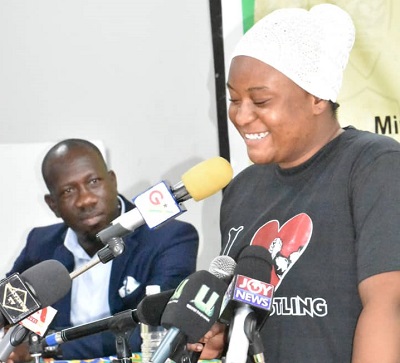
[{"left": 149, "top": 190, "right": 163, "bottom": 205}]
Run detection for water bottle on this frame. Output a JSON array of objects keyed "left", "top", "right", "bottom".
[{"left": 140, "top": 285, "right": 167, "bottom": 363}]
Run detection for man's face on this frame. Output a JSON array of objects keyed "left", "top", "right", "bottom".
[
  {"left": 227, "top": 56, "right": 322, "bottom": 168},
  {"left": 45, "top": 148, "right": 119, "bottom": 241}
]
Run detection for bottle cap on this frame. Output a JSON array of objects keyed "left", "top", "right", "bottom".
[{"left": 146, "top": 285, "right": 161, "bottom": 296}]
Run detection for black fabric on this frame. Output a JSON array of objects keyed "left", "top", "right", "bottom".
[{"left": 220, "top": 128, "right": 400, "bottom": 362}]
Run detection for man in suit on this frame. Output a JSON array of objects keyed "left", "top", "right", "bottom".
[{"left": 6, "top": 138, "right": 199, "bottom": 361}]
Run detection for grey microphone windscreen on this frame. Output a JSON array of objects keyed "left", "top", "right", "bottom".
[
  {"left": 21, "top": 259, "right": 72, "bottom": 306},
  {"left": 209, "top": 255, "right": 236, "bottom": 281}
]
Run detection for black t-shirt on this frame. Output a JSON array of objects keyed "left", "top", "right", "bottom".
[{"left": 220, "top": 127, "right": 400, "bottom": 362}]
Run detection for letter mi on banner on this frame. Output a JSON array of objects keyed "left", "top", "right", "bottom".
[{"left": 218, "top": 0, "right": 400, "bottom": 175}]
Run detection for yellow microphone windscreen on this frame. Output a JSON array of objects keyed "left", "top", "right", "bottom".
[{"left": 181, "top": 157, "right": 233, "bottom": 201}]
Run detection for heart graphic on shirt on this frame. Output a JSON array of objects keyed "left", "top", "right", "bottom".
[{"left": 251, "top": 213, "right": 313, "bottom": 289}]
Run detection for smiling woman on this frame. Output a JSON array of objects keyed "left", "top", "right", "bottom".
[{"left": 193, "top": 3, "right": 400, "bottom": 363}]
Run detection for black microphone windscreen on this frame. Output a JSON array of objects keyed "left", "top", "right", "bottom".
[
  {"left": 235, "top": 245, "right": 273, "bottom": 282},
  {"left": 161, "top": 270, "right": 227, "bottom": 343},
  {"left": 232, "top": 245, "right": 274, "bottom": 328},
  {"left": 21, "top": 260, "right": 72, "bottom": 306},
  {"left": 136, "top": 289, "right": 174, "bottom": 326}
]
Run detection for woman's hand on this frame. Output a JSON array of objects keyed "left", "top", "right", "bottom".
[
  {"left": 6, "top": 342, "right": 31, "bottom": 363},
  {"left": 187, "top": 322, "right": 227, "bottom": 360}
]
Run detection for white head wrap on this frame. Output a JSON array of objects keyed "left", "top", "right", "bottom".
[{"left": 231, "top": 4, "right": 355, "bottom": 102}]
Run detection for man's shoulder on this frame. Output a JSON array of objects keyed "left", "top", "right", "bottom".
[
  {"left": 7, "top": 222, "right": 70, "bottom": 275},
  {"left": 131, "top": 218, "right": 197, "bottom": 239},
  {"left": 28, "top": 222, "right": 68, "bottom": 244},
  {"left": 122, "top": 219, "right": 198, "bottom": 253}
]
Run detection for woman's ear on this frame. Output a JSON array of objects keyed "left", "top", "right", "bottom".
[{"left": 313, "top": 97, "right": 330, "bottom": 115}]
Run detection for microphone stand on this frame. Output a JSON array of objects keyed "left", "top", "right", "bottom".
[
  {"left": 0, "top": 325, "right": 29, "bottom": 362},
  {"left": 109, "top": 310, "right": 138, "bottom": 363},
  {"left": 28, "top": 332, "right": 43, "bottom": 363},
  {"left": 113, "top": 331, "right": 132, "bottom": 363},
  {"left": 244, "top": 313, "right": 265, "bottom": 363},
  {"left": 70, "top": 237, "right": 125, "bottom": 279}
]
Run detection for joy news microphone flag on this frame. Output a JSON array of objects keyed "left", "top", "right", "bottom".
[{"left": 221, "top": 245, "right": 275, "bottom": 363}]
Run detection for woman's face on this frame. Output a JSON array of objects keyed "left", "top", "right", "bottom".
[{"left": 227, "top": 56, "right": 322, "bottom": 168}]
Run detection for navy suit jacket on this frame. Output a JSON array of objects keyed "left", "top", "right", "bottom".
[{"left": 7, "top": 195, "right": 199, "bottom": 359}]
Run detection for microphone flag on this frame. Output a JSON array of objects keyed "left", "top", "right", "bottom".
[
  {"left": 133, "top": 181, "right": 185, "bottom": 229},
  {"left": 0, "top": 274, "right": 41, "bottom": 324},
  {"left": 161, "top": 270, "right": 227, "bottom": 343}
]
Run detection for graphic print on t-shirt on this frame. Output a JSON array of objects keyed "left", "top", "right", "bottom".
[{"left": 251, "top": 213, "right": 313, "bottom": 289}]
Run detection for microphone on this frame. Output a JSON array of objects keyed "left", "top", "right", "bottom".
[
  {"left": 97, "top": 157, "right": 233, "bottom": 243},
  {"left": 0, "top": 260, "right": 72, "bottom": 362},
  {"left": 136, "top": 289, "right": 174, "bottom": 326},
  {"left": 43, "top": 289, "right": 175, "bottom": 347},
  {"left": 0, "top": 325, "right": 30, "bottom": 363},
  {"left": 208, "top": 254, "right": 237, "bottom": 283},
  {"left": 0, "top": 260, "right": 72, "bottom": 328},
  {"left": 150, "top": 255, "right": 236, "bottom": 363},
  {"left": 222, "top": 245, "right": 275, "bottom": 363}
]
